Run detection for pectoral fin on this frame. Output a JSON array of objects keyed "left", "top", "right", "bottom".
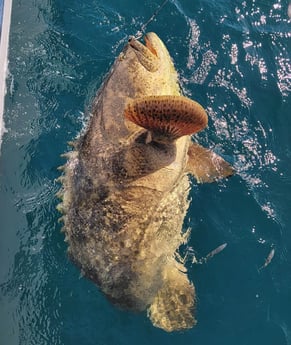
[
  {"left": 186, "top": 142, "right": 234, "bottom": 183},
  {"left": 124, "top": 95, "right": 208, "bottom": 142},
  {"left": 148, "top": 265, "right": 196, "bottom": 332}
]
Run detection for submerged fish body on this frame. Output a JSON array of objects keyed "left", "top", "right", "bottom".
[{"left": 58, "top": 32, "right": 233, "bottom": 332}]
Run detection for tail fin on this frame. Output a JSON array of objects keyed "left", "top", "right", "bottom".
[{"left": 148, "top": 265, "right": 196, "bottom": 332}]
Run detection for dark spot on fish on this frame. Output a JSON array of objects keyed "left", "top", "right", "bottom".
[
  {"left": 96, "top": 184, "right": 109, "bottom": 200},
  {"left": 179, "top": 293, "right": 187, "bottom": 305}
]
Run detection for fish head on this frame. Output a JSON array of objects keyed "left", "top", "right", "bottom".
[
  {"left": 126, "top": 32, "right": 180, "bottom": 97},
  {"left": 128, "top": 32, "right": 171, "bottom": 68},
  {"left": 114, "top": 33, "right": 208, "bottom": 190}
]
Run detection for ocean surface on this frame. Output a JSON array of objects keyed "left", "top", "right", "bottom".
[{"left": 0, "top": 0, "right": 291, "bottom": 344}]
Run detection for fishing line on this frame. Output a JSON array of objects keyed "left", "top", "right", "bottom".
[{"left": 135, "top": 0, "right": 170, "bottom": 39}]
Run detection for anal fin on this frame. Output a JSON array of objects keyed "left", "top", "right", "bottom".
[
  {"left": 187, "top": 142, "right": 234, "bottom": 183},
  {"left": 148, "top": 266, "right": 196, "bottom": 332}
]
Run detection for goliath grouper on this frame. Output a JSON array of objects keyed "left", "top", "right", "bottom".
[{"left": 57, "top": 32, "right": 234, "bottom": 332}]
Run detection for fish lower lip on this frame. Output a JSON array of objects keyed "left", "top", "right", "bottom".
[{"left": 128, "top": 37, "right": 140, "bottom": 51}]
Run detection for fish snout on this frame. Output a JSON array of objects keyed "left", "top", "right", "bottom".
[{"left": 128, "top": 35, "right": 160, "bottom": 72}]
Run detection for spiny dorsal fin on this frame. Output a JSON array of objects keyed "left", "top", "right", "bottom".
[
  {"left": 186, "top": 142, "right": 234, "bottom": 183},
  {"left": 124, "top": 95, "right": 208, "bottom": 141}
]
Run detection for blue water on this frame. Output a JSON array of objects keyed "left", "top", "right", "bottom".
[
  {"left": 0, "top": 0, "right": 3, "bottom": 39},
  {"left": 0, "top": 0, "right": 291, "bottom": 344},
  {"left": 0, "top": 0, "right": 3, "bottom": 26}
]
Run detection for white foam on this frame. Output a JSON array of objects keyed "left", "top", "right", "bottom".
[{"left": 0, "top": 0, "right": 13, "bottom": 152}]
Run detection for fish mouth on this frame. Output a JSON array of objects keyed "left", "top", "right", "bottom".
[
  {"left": 128, "top": 33, "right": 160, "bottom": 72},
  {"left": 129, "top": 34, "right": 158, "bottom": 56}
]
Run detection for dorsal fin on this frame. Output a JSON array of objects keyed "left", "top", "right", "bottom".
[{"left": 124, "top": 95, "right": 208, "bottom": 142}]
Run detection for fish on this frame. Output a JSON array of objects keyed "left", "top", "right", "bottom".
[
  {"left": 57, "top": 32, "right": 234, "bottom": 332},
  {"left": 192, "top": 243, "right": 227, "bottom": 264},
  {"left": 205, "top": 243, "right": 228, "bottom": 261},
  {"left": 259, "top": 248, "right": 275, "bottom": 271}
]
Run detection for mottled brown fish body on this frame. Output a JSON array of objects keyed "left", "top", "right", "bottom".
[{"left": 58, "top": 32, "right": 233, "bottom": 332}]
